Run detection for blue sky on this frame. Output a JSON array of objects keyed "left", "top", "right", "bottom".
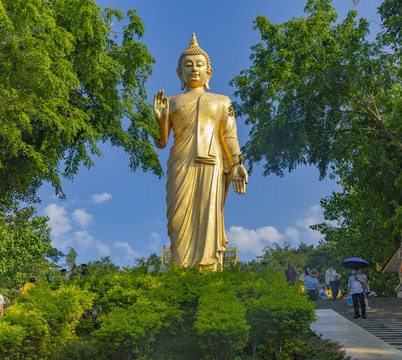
[{"left": 36, "top": 0, "right": 382, "bottom": 268}]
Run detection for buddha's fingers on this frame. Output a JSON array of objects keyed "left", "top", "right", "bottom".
[{"left": 233, "top": 180, "right": 238, "bottom": 194}]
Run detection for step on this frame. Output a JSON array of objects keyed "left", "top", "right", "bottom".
[{"left": 311, "top": 309, "right": 402, "bottom": 360}]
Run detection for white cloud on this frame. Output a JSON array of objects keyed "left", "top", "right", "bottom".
[
  {"left": 96, "top": 242, "right": 111, "bottom": 256},
  {"left": 225, "top": 204, "right": 326, "bottom": 257},
  {"left": 72, "top": 209, "right": 93, "bottom": 228},
  {"left": 43, "top": 204, "right": 107, "bottom": 256},
  {"left": 91, "top": 192, "right": 112, "bottom": 204},
  {"left": 113, "top": 241, "right": 139, "bottom": 259},
  {"left": 74, "top": 230, "right": 95, "bottom": 249},
  {"left": 43, "top": 204, "right": 72, "bottom": 248},
  {"left": 284, "top": 227, "right": 300, "bottom": 243},
  {"left": 226, "top": 225, "right": 283, "bottom": 256},
  {"left": 149, "top": 232, "right": 162, "bottom": 252},
  {"left": 296, "top": 204, "right": 324, "bottom": 244}
]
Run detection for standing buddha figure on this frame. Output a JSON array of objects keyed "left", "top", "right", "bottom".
[{"left": 153, "top": 33, "right": 248, "bottom": 270}]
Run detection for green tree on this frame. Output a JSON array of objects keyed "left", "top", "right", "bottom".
[
  {"left": 87, "top": 256, "right": 120, "bottom": 276},
  {"left": 0, "top": 0, "right": 161, "bottom": 207},
  {"left": 0, "top": 206, "right": 53, "bottom": 300},
  {"left": 65, "top": 247, "right": 78, "bottom": 270},
  {"left": 231, "top": 0, "right": 401, "bottom": 267}
]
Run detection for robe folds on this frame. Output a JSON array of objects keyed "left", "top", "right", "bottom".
[{"left": 165, "top": 92, "right": 241, "bottom": 268}]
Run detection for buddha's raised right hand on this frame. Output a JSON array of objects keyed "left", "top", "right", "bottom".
[{"left": 153, "top": 89, "right": 169, "bottom": 125}]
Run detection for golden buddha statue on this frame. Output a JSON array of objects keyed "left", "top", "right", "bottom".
[{"left": 153, "top": 33, "right": 248, "bottom": 269}]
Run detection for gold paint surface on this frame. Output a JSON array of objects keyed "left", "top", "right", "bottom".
[{"left": 153, "top": 34, "right": 248, "bottom": 269}]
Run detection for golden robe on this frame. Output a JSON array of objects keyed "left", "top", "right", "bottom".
[{"left": 166, "top": 92, "right": 241, "bottom": 268}]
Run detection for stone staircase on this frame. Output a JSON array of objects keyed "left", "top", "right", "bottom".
[{"left": 316, "top": 298, "right": 402, "bottom": 352}]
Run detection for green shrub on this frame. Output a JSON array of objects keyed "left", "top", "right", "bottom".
[
  {"left": 93, "top": 296, "right": 175, "bottom": 359},
  {"left": 0, "top": 283, "right": 94, "bottom": 359},
  {"left": 195, "top": 282, "right": 250, "bottom": 360},
  {"left": 294, "top": 335, "right": 352, "bottom": 360},
  {"left": 0, "top": 267, "right": 346, "bottom": 360},
  {"left": 241, "top": 272, "right": 316, "bottom": 359}
]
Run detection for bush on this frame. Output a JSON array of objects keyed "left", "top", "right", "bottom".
[
  {"left": 294, "top": 335, "right": 352, "bottom": 360},
  {"left": 0, "top": 283, "right": 94, "bottom": 359},
  {"left": 242, "top": 273, "right": 316, "bottom": 358},
  {"left": 195, "top": 282, "right": 250, "bottom": 359},
  {"left": 93, "top": 296, "right": 174, "bottom": 359},
  {"left": 2, "top": 267, "right": 349, "bottom": 360}
]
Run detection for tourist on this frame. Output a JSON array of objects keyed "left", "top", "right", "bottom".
[
  {"left": 73, "top": 263, "right": 89, "bottom": 277},
  {"left": 21, "top": 278, "right": 36, "bottom": 294},
  {"left": 0, "top": 293, "right": 4, "bottom": 317},
  {"left": 310, "top": 269, "right": 319, "bottom": 279},
  {"left": 325, "top": 264, "right": 339, "bottom": 301},
  {"left": 358, "top": 269, "right": 371, "bottom": 310},
  {"left": 18, "top": 282, "right": 25, "bottom": 294},
  {"left": 300, "top": 266, "right": 311, "bottom": 282},
  {"left": 318, "top": 279, "right": 328, "bottom": 299},
  {"left": 347, "top": 268, "right": 366, "bottom": 319},
  {"left": 257, "top": 262, "right": 268, "bottom": 273},
  {"left": 304, "top": 270, "right": 319, "bottom": 301},
  {"left": 284, "top": 263, "right": 297, "bottom": 285}
]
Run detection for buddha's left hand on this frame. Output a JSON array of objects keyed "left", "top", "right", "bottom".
[{"left": 231, "top": 164, "right": 248, "bottom": 195}]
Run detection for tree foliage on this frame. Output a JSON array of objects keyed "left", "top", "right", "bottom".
[
  {"left": 0, "top": 0, "right": 161, "bottom": 207},
  {"left": 231, "top": 0, "right": 401, "bottom": 267},
  {"left": 0, "top": 206, "right": 53, "bottom": 300},
  {"left": 87, "top": 256, "right": 120, "bottom": 276}
]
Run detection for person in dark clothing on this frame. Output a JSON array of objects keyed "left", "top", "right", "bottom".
[
  {"left": 284, "top": 263, "right": 297, "bottom": 285},
  {"left": 73, "top": 263, "right": 88, "bottom": 277}
]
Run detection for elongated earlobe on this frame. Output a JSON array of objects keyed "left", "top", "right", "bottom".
[
  {"left": 204, "top": 68, "right": 212, "bottom": 90},
  {"left": 177, "top": 68, "right": 186, "bottom": 90}
]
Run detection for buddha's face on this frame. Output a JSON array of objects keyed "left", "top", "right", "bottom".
[{"left": 181, "top": 54, "right": 210, "bottom": 89}]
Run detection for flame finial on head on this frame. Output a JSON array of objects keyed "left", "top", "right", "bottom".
[{"left": 189, "top": 33, "right": 198, "bottom": 47}]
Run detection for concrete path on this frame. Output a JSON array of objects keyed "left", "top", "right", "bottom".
[{"left": 311, "top": 309, "right": 402, "bottom": 360}]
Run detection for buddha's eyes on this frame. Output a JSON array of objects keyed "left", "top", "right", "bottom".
[{"left": 184, "top": 60, "right": 205, "bottom": 67}]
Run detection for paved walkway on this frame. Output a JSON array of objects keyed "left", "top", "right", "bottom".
[
  {"left": 316, "top": 298, "right": 402, "bottom": 351},
  {"left": 311, "top": 309, "right": 402, "bottom": 360}
]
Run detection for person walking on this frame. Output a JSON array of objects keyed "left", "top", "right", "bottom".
[
  {"left": 348, "top": 268, "right": 366, "bottom": 319},
  {"left": 300, "top": 266, "right": 311, "bottom": 283},
  {"left": 0, "top": 293, "right": 5, "bottom": 317},
  {"left": 304, "top": 270, "right": 319, "bottom": 302},
  {"left": 284, "top": 263, "right": 297, "bottom": 285},
  {"left": 325, "top": 264, "right": 339, "bottom": 300},
  {"left": 358, "top": 269, "right": 371, "bottom": 310}
]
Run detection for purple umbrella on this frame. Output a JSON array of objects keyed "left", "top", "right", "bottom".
[{"left": 342, "top": 257, "right": 370, "bottom": 269}]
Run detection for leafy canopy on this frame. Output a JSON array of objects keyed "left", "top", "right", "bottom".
[
  {"left": 231, "top": 0, "right": 401, "bottom": 266},
  {"left": 0, "top": 206, "right": 53, "bottom": 300},
  {"left": 232, "top": 0, "right": 401, "bottom": 177},
  {"left": 0, "top": 0, "right": 161, "bottom": 207}
]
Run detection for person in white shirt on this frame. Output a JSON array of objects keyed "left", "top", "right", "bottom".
[
  {"left": 347, "top": 268, "right": 366, "bottom": 319},
  {"left": 0, "top": 294, "right": 5, "bottom": 317},
  {"left": 325, "top": 264, "right": 339, "bottom": 300}
]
